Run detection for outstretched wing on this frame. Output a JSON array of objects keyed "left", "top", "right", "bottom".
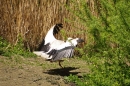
[
  {"left": 47, "top": 46, "right": 75, "bottom": 61},
  {"left": 38, "top": 23, "right": 63, "bottom": 51}
]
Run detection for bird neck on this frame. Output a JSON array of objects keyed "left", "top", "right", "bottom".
[{"left": 66, "top": 40, "right": 77, "bottom": 46}]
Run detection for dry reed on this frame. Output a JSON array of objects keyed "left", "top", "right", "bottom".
[{"left": 0, "top": 0, "right": 97, "bottom": 51}]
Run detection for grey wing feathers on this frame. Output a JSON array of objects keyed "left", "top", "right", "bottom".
[
  {"left": 41, "top": 43, "right": 50, "bottom": 52},
  {"left": 47, "top": 46, "right": 75, "bottom": 61}
]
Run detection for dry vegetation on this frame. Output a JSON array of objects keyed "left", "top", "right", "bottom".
[{"left": 0, "top": 0, "right": 93, "bottom": 51}]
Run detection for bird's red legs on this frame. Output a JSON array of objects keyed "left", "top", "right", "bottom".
[{"left": 58, "top": 60, "right": 64, "bottom": 68}]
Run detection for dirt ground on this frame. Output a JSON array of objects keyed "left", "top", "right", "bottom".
[{"left": 0, "top": 55, "right": 89, "bottom": 86}]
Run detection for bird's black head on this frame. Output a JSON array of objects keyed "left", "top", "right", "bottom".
[
  {"left": 76, "top": 38, "right": 84, "bottom": 43},
  {"left": 53, "top": 23, "right": 63, "bottom": 35}
]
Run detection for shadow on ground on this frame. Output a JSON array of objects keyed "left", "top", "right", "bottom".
[{"left": 44, "top": 67, "right": 81, "bottom": 77}]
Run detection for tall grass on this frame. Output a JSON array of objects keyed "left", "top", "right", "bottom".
[{"left": 0, "top": 0, "right": 85, "bottom": 51}]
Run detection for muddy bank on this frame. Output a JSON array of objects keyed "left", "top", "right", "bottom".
[{"left": 0, "top": 56, "right": 89, "bottom": 86}]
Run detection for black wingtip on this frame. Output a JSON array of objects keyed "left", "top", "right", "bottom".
[
  {"left": 56, "top": 23, "right": 63, "bottom": 28},
  {"left": 53, "top": 23, "right": 63, "bottom": 35}
]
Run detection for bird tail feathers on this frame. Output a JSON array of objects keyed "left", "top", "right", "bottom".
[{"left": 33, "top": 51, "right": 50, "bottom": 59}]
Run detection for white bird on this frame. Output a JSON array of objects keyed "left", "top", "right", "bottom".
[
  {"left": 33, "top": 23, "right": 84, "bottom": 68},
  {"left": 33, "top": 23, "right": 64, "bottom": 59},
  {"left": 47, "top": 37, "right": 84, "bottom": 68}
]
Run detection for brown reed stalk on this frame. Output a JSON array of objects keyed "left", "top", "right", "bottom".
[{"left": 0, "top": 0, "right": 99, "bottom": 51}]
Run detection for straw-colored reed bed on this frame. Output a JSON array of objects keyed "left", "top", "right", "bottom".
[{"left": 0, "top": 0, "right": 96, "bottom": 51}]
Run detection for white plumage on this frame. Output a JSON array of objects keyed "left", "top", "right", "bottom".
[{"left": 33, "top": 23, "right": 84, "bottom": 67}]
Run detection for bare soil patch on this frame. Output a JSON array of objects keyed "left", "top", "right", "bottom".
[{"left": 0, "top": 56, "right": 89, "bottom": 86}]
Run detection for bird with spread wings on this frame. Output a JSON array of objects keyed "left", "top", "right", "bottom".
[{"left": 33, "top": 23, "right": 84, "bottom": 68}]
